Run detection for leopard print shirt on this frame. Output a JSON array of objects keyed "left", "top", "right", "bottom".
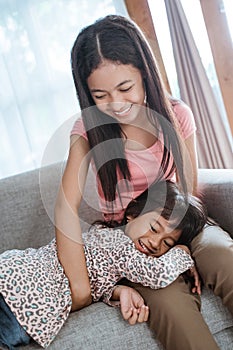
[
  {"left": 83, "top": 226, "right": 194, "bottom": 304},
  {"left": 0, "top": 226, "right": 193, "bottom": 348}
]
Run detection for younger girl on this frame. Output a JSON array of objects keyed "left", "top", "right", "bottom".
[{"left": 0, "top": 181, "right": 205, "bottom": 349}]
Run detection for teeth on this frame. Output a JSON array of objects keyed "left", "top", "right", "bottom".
[
  {"left": 114, "top": 105, "right": 131, "bottom": 115},
  {"left": 139, "top": 240, "right": 149, "bottom": 252},
  {"left": 139, "top": 240, "right": 155, "bottom": 255}
]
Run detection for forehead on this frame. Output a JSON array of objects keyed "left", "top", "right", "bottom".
[
  {"left": 137, "top": 211, "right": 182, "bottom": 236},
  {"left": 87, "top": 60, "right": 141, "bottom": 88}
]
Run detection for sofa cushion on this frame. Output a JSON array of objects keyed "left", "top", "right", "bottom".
[
  {"left": 198, "top": 169, "right": 233, "bottom": 236},
  {"left": 19, "top": 290, "right": 233, "bottom": 350},
  {"left": 201, "top": 289, "right": 233, "bottom": 334}
]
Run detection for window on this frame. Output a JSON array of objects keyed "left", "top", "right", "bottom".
[
  {"left": 148, "top": 0, "right": 232, "bottom": 142},
  {"left": 0, "top": 0, "right": 127, "bottom": 179}
]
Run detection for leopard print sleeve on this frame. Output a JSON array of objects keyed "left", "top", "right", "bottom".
[
  {"left": 117, "top": 245, "right": 194, "bottom": 289},
  {"left": 84, "top": 227, "right": 194, "bottom": 305},
  {"left": 101, "top": 243, "right": 194, "bottom": 304}
]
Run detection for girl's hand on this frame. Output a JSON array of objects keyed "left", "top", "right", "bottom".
[
  {"left": 188, "top": 265, "right": 202, "bottom": 295},
  {"left": 175, "top": 245, "right": 202, "bottom": 295},
  {"left": 182, "top": 263, "right": 202, "bottom": 295},
  {"left": 112, "top": 285, "right": 149, "bottom": 325}
]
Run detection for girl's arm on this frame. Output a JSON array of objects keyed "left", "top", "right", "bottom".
[
  {"left": 175, "top": 245, "right": 201, "bottom": 295},
  {"left": 117, "top": 245, "right": 194, "bottom": 291},
  {"left": 100, "top": 240, "right": 194, "bottom": 305},
  {"left": 55, "top": 135, "right": 92, "bottom": 311}
]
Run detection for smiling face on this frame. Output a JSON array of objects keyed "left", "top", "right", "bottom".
[
  {"left": 87, "top": 60, "right": 145, "bottom": 124},
  {"left": 125, "top": 211, "right": 182, "bottom": 257}
]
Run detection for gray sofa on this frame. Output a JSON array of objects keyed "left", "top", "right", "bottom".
[{"left": 1, "top": 163, "right": 233, "bottom": 349}]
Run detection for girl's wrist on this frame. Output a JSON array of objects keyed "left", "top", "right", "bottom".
[{"left": 111, "top": 285, "right": 124, "bottom": 300}]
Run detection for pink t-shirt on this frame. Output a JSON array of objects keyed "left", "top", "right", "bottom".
[{"left": 71, "top": 102, "right": 196, "bottom": 221}]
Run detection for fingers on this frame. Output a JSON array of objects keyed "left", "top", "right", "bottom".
[
  {"left": 193, "top": 277, "right": 201, "bottom": 295},
  {"left": 122, "top": 305, "right": 149, "bottom": 325},
  {"left": 123, "top": 307, "right": 138, "bottom": 325},
  {"left": 137, "top": 305, "right": 149, "bottom": 323},
  {"left": 190, "top": 266, "right": 202, "bottom": 295}
]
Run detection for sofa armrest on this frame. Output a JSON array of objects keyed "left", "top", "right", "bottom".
[{"left": 198, "top": 169, "right": 233, "bottom": 236}]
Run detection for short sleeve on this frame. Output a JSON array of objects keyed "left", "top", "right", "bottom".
[
  {"left": 173, "top": 101, "right": 197, "bottom": 140},
  {"left": 70, "top": 117, "right": 88, "bottom": 140}
]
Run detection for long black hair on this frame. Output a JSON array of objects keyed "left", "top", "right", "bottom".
[{"left": 71, "top": 15, "right": 187, "bottom": 206}]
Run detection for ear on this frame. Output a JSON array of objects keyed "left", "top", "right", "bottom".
[{"left": 126, "top": 215, "right": 134, "bottom": 223}]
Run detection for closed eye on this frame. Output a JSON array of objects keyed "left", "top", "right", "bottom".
[
  {"left": 164, "top": 240, "right": 173, "bottom": 248},
  {"left": 150, "top": 224, "right": 157, "bottom": 233},
  {"left": 119, "top": 86, "right": 133, "bottom": 92},
  {"left": 94, "top": 94, "right": 107, "bottom": 99}
]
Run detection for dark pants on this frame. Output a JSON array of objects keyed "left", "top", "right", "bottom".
[{"left": 0, "top": 294, "right": 31, "bottom": 350}]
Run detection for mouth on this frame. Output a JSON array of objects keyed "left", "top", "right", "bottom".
[
  {"left": 135, "top": 239, "right": 155, "bottom": 256},
  {"left": 113, "top": 104, "right": 133, "bottom": 117}
]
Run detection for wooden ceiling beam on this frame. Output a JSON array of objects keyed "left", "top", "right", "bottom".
[
  {"left": 124, "top": 0, "right": 171, "bottom": 93},
  {"left": 200, "top": 0, "right": 233, "bottom": 135}
]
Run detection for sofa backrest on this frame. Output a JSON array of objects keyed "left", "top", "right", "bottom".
[
  {"left": 1, "top": 165, "right": 232, "bottom": 253},
  {"left": 0, "top": 162, "right": 101, "bottom": 253},
  {"left": 198, "top": 169, "right": 233, "bottom": 236}
]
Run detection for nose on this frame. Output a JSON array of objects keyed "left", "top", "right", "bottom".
[
  {"left": 148, "top": 236, "right": 161, "bottom": 251},
  {"left": 107, "top": 94, "right": 125, "bottom": 109}
]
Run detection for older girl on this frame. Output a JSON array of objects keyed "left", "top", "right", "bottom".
[{"left": 55, "top": 15, "right": 232, "bottom": 350}]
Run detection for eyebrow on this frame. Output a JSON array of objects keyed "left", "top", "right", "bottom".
[
  {"left": 154, "top": 218, "right": 163, "bottom": 229},
  {"left": 90, "top": 80, "right": 133, "bottom": 93}
]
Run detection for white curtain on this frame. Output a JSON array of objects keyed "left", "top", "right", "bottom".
[
  {"left": 0, "top": 0, "right": 127, "bottom": 179},
  {"left": 164, "top": 0, "right": 232, "bottom": 168}
]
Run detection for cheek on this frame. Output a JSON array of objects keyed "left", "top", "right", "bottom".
[
  {"left": 128, "top": 89, "right": 144, "bottom": 105},
  {"left": 93, "top": 101, "right": 109, "bottom": 114},
  {"left": 134, "top": 81, "right": 146, "bottom": 101},
  {"left": 161, "top": 246, "right": 170, "bottom": 254},
  {"left": 125, "top": 221, "right": 148, "bottom": 241},
  {"left": 125, "top": 222, "right": 135, "bottom": 239},
  {"left": 95, "top": 103, "right": 105, "bottom": 112}
]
